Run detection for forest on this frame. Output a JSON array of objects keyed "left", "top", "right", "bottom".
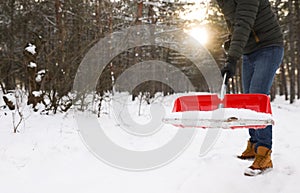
[{"left": 0, "top": 0, "right": 299, "bottom": 114}]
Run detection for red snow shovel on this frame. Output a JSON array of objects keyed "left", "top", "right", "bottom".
[{"left": 163, "top": 74, "right": 274, "bottom": 129}]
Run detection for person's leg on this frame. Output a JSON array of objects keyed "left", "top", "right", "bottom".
[
  {"left": 247, "top": 46, "right": 284, "bottom": 150},
  {"left": 242, "top": 54, "right": 258, "bottom": 144}
]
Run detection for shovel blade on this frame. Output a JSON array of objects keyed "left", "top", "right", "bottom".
[{"left": 172, "top": 94, "right": 272, "bottom": 114}]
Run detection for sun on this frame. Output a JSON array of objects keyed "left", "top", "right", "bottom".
[
  {"left": 179, "top": 0, "right": 210, "bottom": 45},
  {"left": 186, "top": 27, "right": 209, "bottom": 45}
]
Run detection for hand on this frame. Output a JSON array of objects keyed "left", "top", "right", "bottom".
[{"left": 221, "top": 56, "right": 237, "bottom": 83}]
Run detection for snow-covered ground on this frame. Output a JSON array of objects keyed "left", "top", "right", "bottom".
[{"left": 0, "top": 93, "right": 299, "bottom": 193}]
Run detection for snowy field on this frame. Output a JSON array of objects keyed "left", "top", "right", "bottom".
[{"left": 0, "top": 92, "right": 300, "bottom": 193}]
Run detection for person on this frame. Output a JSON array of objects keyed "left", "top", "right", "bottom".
[{"left": 216, "top": 0, "right": 284, "bottom": 176}]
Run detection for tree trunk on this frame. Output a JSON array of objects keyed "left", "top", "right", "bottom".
[
  {"left": 295, "top": 0, "right": 300, "bottom": 99},
  {"left": 279, "top": 63, "right": 288, "bottom": 100},
  {"left": 5, "top": 0, "right": 16, "bottom": 90},
  {"left": 136, "top": 1, "right": 143, "bottom": 25}
]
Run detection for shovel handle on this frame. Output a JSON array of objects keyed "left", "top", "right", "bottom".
[{"left": 220, "top": 73, "right": 227, "bottom": 100}]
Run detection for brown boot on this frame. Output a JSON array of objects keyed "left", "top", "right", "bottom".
[
  {"left": 244, "top": 146, "right": 273, "bottom": 176},
  {"left": 237, "top": 140, "right": 255, "bottom": 160}
]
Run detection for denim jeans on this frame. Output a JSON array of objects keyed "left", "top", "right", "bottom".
[{"left": 242, "top": 46, "right": 284, "bottom": 150}]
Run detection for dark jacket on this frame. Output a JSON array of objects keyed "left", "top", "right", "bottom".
[{"left": 217, "top": 0, "right": 283, "bottom": 59}]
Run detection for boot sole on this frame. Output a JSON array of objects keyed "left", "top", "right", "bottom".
[
  {"left": 244, "top": 167, "right": 272, "bottom": 176},
  {"left": 237, "top": 155, "right": 255, "bottom": 160}
]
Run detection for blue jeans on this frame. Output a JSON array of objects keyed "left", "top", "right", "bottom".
[{"left": 242, "top": 46, "right": 284, "bottom": 150}]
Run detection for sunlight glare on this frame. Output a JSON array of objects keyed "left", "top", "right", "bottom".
[{"left": 188, "top": 27, "right": 209, "bottom": 45}]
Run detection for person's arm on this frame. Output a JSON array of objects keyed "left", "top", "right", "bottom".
[{"left": 228, "top": 0, "right": 260, "bottom": 59}]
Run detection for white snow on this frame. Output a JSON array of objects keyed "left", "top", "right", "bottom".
[
  {"left": 143, "top": 1, "right": 162, "bottom": 7},
  {"left": 165, "top": 108, "right": 273, "bottom": 120},
  {"left": 35, "top": 69, "right": 46, "bottom": 82},
  {"left": 0, "top": 92, "right": 300, "bottom": 193},
  {"left": 32, "top": 91, "right": 42, "bottom": 97},
  {"left": 35, "top": 75, "right": 42, "bottom": 82},
  {"left": 28, "top": 62, "right": 37, "bottom": 68},
  {"left": 25, "top": 43, "right": 37, "bottom": 55},
  {"left": 37, "top": 69, "right": 46, "bottom": 74},
  {"left": 3, "top": 92, "right": 15, "bottom": 104},
  {"left": 163, "top": 108, "right": 274, "bottom": 129}
]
